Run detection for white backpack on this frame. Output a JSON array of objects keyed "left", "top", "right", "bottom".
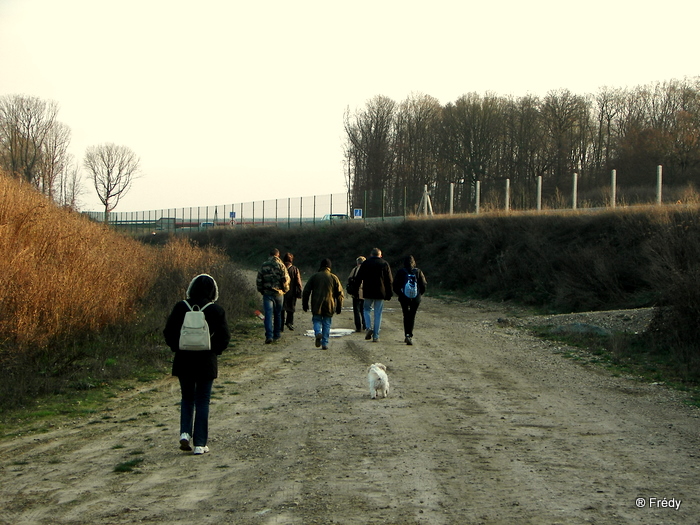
[{"left": 179, "top": 300, "right": 213, "bottom": 351}]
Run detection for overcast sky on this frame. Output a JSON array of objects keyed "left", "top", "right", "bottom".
[{"left": 1, "top": 0, "right": 698, "bottom": 212}]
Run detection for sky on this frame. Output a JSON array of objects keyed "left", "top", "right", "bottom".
[{"left": 1, "top": 0, "right": 698, "bottom": 212}]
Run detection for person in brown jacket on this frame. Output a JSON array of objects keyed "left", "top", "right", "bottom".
[
  {"left": 302, "top": 258, "right": 344, "bottom": 350},
  {"left": 281, "top": 252, "right": 303, "bottom": 331}
]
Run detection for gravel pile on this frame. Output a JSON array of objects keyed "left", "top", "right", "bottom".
[{"left": 512, "top": 307, "right": 655, "bottom": 335}]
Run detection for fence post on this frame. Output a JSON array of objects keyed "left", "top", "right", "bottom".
[
  {"left": 505, "top": 179, "right": 510, "bottom": 212},
  {"left": 364, "top": 190, "right": 367, "bottom": 221},
  {"left": 572, "top": 173, "right": 578, "bottom": 210},
  {"left": 449, "top": 182, "right": 454, "bottom": 215},
  {"left": 404, "top": 186, "right": 407, "bottom": 218},
  {"left": 657, "top": 165, "right": 663, "bottom": 204},
  {"left": 611, "top": 169, "right": 617, "bottom": 208},
  {"left": 475, "top": 181, "right": 481, "bottom": 214},
  {"left": 382, "top": 189, "right": 385, "bottom": 221},
  {"left": 537, "top": 176, "right": 542, "bottom": 211}
]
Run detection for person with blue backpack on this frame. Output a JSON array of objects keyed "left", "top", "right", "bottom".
[{"left": 393, "top": 255, "right": 427, "bottom": 345}]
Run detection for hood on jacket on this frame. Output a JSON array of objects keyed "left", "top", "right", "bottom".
[{"left": 186, "top": 273, "right": 219, "bottom": 302}]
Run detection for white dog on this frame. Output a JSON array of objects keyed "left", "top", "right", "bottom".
[{"left": 367, "top": 363, "right": 389, "bottom": 399}]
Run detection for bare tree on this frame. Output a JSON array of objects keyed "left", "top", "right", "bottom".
[
  {"left": 56, "top": 156, "right": 83, "bottom": 210},
  {"left": 37, "top": 121, "right": 71, "bottom": 198},
  {"left": 394, "top": 93, "right": 441, "bottom": 213},
  {"left": 344, "top": 96, "right": 397, "bottom": 216},
  {"left": 83, "top": 143, "right": 140, "bottom": 223},
  {"left": 0, "top": 94, "right": 59, "bottom": 185}
]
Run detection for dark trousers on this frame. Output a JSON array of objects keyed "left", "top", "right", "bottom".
[
  {"left": 352, "top": 297, "right": 365, "bottom": 331},
  {"left": 281, "top": 310, "right": 295, "bottom": 329},
  {"left": 178, "top": 376, "right": 214, "bottom": 447},
  {"left": 399, "top": 296, "right": 421, "bottom": 337}
]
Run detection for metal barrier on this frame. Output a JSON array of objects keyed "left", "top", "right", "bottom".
[{"left": 84, "top": 193, "right": 353, "bottom": 234}]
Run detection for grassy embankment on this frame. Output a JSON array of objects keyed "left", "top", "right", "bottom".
[
  {"left": 0, "top": 173, "right": 258, "bottom": 421},
  {"left": 186, "top": 206, "right": 700, "bottom": 397}
]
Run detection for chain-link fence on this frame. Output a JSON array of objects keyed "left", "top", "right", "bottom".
[
  {"left": 86, "top": 168, "right": 696, "bottom": 235},
  {"left": 84, "top": 193, "right": 353, "bottom": 234}
]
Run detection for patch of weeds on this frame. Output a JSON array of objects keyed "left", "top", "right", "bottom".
[
  {"left": 113, "top": 458, "right": 143, "bottom": 473},
  {"left": 216, "top": 464, "right": 230, "bottom": 469},
  {"left": 12, "top": 460, "right": 29, "bottom": 466},
  {"left": 48, "top": 458, "right": 62, "bottom": 464},
  {"left": 530, "top": 325, "right": 700, "bottom": 402},
  {"left": 130, "top": 450, "right": 144, "bottom": 455},
  {"left": 112, "top": 444, "right": 125, "bottom": 449}
]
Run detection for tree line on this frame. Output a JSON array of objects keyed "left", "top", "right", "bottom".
[
  {"left": 343, "top": 78, "right": 700, "bottom": 216},
  {"left": 0, "top": 94, "right": 139, "bottom": 220}
]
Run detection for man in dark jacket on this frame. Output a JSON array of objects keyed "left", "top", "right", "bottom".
[
  {"left": 163, "top": 274, "right": 230, "bottom": 455},
  {"left": 302, "top": 258, "right": 344, "bottom": 350},
  {"left": 355, "top": 247, "right": 393, "bottom": 342}
]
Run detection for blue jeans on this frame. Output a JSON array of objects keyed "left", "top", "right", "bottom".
[
  {"left": 363, "top": 298, "right": 385, "bottom": 338},
  {"left": 178, "top": 377, "right": 213, "bottom": 447},
  {"left": 262, "top": 293, "right": 284, "bottom": 340},
  {"left": 312, "top": 314, "right": 333, "bottom": 346}
]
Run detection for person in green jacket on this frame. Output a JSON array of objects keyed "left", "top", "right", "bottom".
[{"left": 302, "top": 258, "right": 344, "bottom": 350}]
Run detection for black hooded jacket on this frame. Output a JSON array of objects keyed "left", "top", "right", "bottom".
[{"left": 163, "top": 274, "right": 231, "bottom": 380}]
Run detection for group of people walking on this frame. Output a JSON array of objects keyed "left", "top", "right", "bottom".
[
  {"left": 255, "top": 246, "right": 427, "bottom": 348},
  {"left": 347, "top": 248, "right": 428, "bottom": 345},
  {"left": 162, "top": 246, "right": 426, "bottom": 455}
]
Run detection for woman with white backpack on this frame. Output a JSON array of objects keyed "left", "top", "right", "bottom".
[
  {"left": 163, "top": 274, "right": 230, "bottom": 455},
  {"left": 392, "top": 255, "right": 427, "bottom": 346}
]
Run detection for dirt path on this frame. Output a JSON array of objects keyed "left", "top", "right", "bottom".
[{"left": 1, "top": 298, "right": 699, "bottom": 524}]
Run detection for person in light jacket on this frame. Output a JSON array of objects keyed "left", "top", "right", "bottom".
[{"left": 163, "top": 274, "right": 230, "bottom": 455}]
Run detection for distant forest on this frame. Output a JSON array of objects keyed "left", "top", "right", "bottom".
[{"left": 343, "top": 78, "right": 700, "bottom": 215}]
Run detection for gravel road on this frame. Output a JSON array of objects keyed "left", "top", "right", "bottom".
[{"left": 0, "top": 298, "right": 698, "bottom": 524}]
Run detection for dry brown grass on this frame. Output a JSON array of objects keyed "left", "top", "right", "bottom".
[
  {"left": 0, "top": 174, "right": 155, "bottom": 349},
  {"left": 0, "top": 173, "right": 256, "bottom": 408}
]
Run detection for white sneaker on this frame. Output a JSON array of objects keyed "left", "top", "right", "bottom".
[
  {"left": 179, "top": 433, "right": 192, "bottom": 451},
  {"left": 193, "top": 446, "right": 209, "bottom": 455}
]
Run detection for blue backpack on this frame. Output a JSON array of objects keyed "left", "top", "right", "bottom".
[{"left": 403, "top": 270, "right": 418, "bottom": 299}]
